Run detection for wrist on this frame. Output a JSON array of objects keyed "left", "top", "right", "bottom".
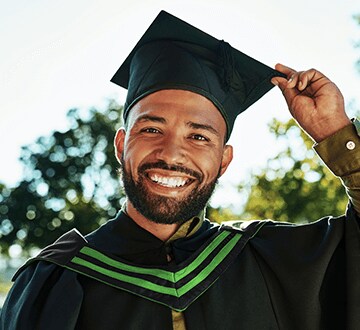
[{"left": 309, "top": 116, "right": 352, "bottom": 143}]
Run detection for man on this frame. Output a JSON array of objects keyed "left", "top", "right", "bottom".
[{"left": 1, "top": 11, "right": 360, "bottom": 330}]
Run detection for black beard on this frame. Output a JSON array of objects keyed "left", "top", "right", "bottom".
[{"left": 120, "top": 158, "right": 219, "bottom": 225}]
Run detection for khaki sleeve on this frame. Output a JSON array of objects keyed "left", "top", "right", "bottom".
[{"left": 314, "top": 118, "right": 360, "bottom": 214}]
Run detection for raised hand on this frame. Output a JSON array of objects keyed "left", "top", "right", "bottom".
[{"left": 271, "top": 63, "right": 351, "bottom": 142}]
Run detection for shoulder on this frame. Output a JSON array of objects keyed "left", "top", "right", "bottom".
[
  {"left": 219, "top": 213, "right": 350, "bottom": 242},
  {"left": 220, "top": 219, "right": 268, "bottom": 237},
  {"left": 13, "top": 228, "right": 87, "bottom": 281}
]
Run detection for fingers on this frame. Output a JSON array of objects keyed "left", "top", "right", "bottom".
[
  {"left": 272, "top": 64, "right": 321, "bottom": 92},
  {"left": 296, "top": 69, "right": 317, "bottom": 91},
  {"left": 271, "top": 64, "right": 317, "bottom": 111},
  {"left": 275, "top": 63, "right": 296, "bottom": 76},
  {"left": 271, "top": 63, "right": 296, "bottom": 90}
]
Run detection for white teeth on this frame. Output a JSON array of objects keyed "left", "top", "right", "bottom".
[{"left": 150, "top": 174, "right": 188, "bottom": 187}]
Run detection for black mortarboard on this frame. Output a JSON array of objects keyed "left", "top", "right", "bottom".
[{"left": 111, "top": 10, "right": 285, "bottom": 141}]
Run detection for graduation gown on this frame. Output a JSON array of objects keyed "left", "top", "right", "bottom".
[{"left": 1, "top": 204, "right": 360, "bottom": 330}]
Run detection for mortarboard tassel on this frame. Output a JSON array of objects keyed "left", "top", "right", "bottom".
[{"left": 217, "top": 40, "right": 235, "bottom": 92}]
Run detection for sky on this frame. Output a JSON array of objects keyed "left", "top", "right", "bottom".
[{"left": 0, "top": 0, "right": 359, "bottom": 209}]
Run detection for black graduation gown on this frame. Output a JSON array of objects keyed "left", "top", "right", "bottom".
[{"left": 1, "top": 204, "right": 360, "bottom": 330}]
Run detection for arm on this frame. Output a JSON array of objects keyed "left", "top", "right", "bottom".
[
  {"left": 271, "top": 64, "right": 360, "bottom": 213},
  {"left": 314, "top": 120, "right": 360, "bottom": 214}
]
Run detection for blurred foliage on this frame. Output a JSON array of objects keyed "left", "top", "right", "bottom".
[
  {"left": 206, "top": 206, "right": 239, "bottom": 223},
  {"left": 354, "top": 14, "right": 360, "bottom": 74},
  {"left": 239, "top": 118, "right": 348, "bottom": 223},
  {"left": 0, "top": 281, "right": 12, "bottom": 296},
  {"left": 0, "top": 101, "right": 125, "bottom": 256}
]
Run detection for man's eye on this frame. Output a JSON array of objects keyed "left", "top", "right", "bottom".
[
  {"left": 142, "top": 128, "right": 160, "bottom": 134},
  {"left": 191, "top": 134, "right": 208, "bottom": 141}
]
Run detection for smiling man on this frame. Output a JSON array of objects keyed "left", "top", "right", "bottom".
[
  {"left": 116, "top": 89, "right": 233, "bottom": 240},
  {"left": 1, "top": 11, "right": 360, "bottom": 330}
]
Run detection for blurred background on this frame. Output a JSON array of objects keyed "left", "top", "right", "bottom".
[{"left": 1, "top": 0, "right": 359, "bottom": 307}]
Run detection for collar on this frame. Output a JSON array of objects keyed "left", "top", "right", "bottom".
[
  {"left": 166, "top": 210, "right": 205, "bottom": 243},
  {"left": 85, "top": 210, "right": 217, "bottom": 266}
]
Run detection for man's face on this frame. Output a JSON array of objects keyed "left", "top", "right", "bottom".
[{"left": 115, "top": 89, "right": 233, "bottom": 224}]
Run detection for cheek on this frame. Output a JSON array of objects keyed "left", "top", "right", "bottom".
[
  {"left": 195, "top": 151, "right": 223, "bottom": 179},
  {"left": 123, "top": 142, "right": 153, "bottom": 172}
]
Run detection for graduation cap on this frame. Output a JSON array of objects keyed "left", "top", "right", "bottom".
[{"left": 111, "top": 10, "right": 285, "bottom": 141}]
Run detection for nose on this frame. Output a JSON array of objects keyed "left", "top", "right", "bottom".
[{"left": 155, "top": 134, "right": 186, "bottom": 165}]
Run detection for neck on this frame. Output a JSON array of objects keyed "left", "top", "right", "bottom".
[{"left": 125, "top": 200, "right": 180, "bottom": 241}]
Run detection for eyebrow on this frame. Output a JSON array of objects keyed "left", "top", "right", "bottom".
[
  {"left": 187, "top": 121, "right": 220, "bottom": 137},
  {"left": 135, "top": 114, "right": 167, "bottom": 124}
]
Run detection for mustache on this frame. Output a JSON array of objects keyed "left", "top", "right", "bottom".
[{"left": 139, "top": 161, "right": 202, "bottom": 181}]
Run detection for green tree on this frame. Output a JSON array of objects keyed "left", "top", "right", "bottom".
[
  {"left": 0, "top": 101, "right": 125, "bottom": 256},
  {"left": 240, "top": 118, "right": 349, "bottom": 223}
]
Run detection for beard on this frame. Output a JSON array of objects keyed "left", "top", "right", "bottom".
[{"left": 120, "top": 158, "right": 219, "bottom": 225}]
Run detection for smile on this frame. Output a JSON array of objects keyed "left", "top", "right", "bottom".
[{"left": 149, "top": 174, "right": 190, "bottom": 188}]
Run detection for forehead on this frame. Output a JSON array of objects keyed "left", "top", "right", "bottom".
[{"left": 126, "top": 89, "right": 227, "bottom": 132}]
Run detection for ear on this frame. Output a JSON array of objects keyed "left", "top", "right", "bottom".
[
  {"left": 114, "top": 128, "right": 126, "bottom": 164},
  {"left": 219, "top": 144, "right": 233, "bottom": 177}
]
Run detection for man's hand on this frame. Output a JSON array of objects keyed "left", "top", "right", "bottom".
[{"left": 271, "top": 63, "right": 351, "bottom": 142}]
